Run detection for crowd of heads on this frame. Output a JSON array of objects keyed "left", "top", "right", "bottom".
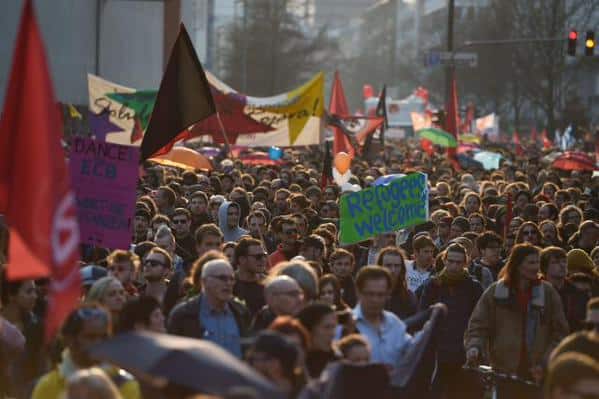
[{"left": 1, "top": 140, "right": 599, "bottom": 398}]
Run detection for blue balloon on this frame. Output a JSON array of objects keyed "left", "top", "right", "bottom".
[{"left": 269, "top": 146, "right": 283, "bottom": 160}]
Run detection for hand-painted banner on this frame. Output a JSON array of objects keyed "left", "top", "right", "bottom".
[
  {"left": 88, "top": 72, "right": 324, "bottom": 147},
  {"left": 339, "top": 173, "right": 429, "bottom": 245},
  {"left": 69, "top": 138, "right": 140, "bottom": 249},
  {"left": 88, "top": 73, "right": 138, "bottom": 145},
  {"left": 204, "top": 71, "right": 324, "bottom": 147}
]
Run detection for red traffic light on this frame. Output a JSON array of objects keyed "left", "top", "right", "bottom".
[{"left": 569, "top": 30, "right": 578, "bottom": 40}]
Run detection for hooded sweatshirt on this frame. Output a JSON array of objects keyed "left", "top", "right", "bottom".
[{"left": 218, "top": 201, "right": 249, "bottom": 242}]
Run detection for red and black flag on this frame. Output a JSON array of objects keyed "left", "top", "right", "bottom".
[
  {"left": 375, "top": 85, "right": 388, "bottom": 146},
  {"left": 140, "top": 24, "right": 216, "bottom": 161},
  {"left": 321, "top": 140, "right": 333, "bottom": 189}
]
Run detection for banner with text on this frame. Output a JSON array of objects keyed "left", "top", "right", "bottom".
[
  {"left": 339, "top": 173, "right": 429, "bottom": 244},
  {"left": 205, "top": 71, "right": 324, "bottom": 147},
  {"left": 69, "top": 138, "right": 140, "bottom": 249}
]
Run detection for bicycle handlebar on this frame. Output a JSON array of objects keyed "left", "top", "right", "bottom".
[{"left": 462, "top": 365, "right": 538, "bottom": 387}]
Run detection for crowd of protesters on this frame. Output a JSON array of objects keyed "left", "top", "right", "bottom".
[{"left": 1, "top": 137, "right": 599, "bottom": 399}]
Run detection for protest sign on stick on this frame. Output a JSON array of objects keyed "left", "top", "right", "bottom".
[
  {"left": 69, "top": 137, "right": 140, "bottom": 249},
  {"left": 339, "top": 173, "right": 429, "bottom": 245}
]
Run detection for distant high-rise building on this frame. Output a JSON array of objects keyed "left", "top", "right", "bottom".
[{"left": 313, "top": 0, "right": 378, "bottom": 30}]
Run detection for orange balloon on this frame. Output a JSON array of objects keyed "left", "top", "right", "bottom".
[{"left": 334, "top": 152, "right": 351, "bottom": 174}]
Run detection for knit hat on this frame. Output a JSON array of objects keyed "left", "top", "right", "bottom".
[
  {"left": 80, "top": 265, "right": 108, "bottom": 288},
  {"left": 567, "top": 249, "right": 595, "bottom": 275}
]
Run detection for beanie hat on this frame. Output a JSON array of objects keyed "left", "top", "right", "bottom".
[{"left": 567, "top": 249, "right": 594, "bottom": 275}]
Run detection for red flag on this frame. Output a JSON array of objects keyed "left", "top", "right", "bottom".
[
  {"left": 541, "top": 129, "right": 552, "bottom": 150},
  {"left": 0, "top": 0, "right": 80, "bottom": 341},
  {"left": 414, "top": 87, "right": 429, "bottom": 105},
  {"left": 150, "top": 130, "right": 192, "bottom": 158},
  {"left": 513, "top": 131, "right": 524, "bottom": 156},
  {"left": 461, "top": 103, "right": 475, "bottom": 134},
  {"left": 420, "top": 139, "right": 435, "bottom": 156},
  {"left": 444, "top": 75, "right": 461, "bottom": 170},
  {"left": 329, "top": 71, "right": 354, "bottom": 157}
]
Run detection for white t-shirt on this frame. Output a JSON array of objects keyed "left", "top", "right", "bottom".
[{"left": 405, "top": 260, "right": 431, "bottom": 293}]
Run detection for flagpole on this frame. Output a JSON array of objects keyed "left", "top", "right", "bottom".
[{"left": 216, "top": 111, "right": 232, "bottom": 158}]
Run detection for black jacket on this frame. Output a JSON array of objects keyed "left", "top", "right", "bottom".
[
  {"left": 418, "top": 275, "right": 483, "bottom": 363},
  {"left": 167, "top": 294, "right": 251, "bottom": 339}
]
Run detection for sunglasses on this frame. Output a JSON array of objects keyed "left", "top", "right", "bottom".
[
  {"left": 172, "top": 219, "right": 188, "bottom": 225},
  {"left": 247, "top": 253, "right": 267, "bottom": 260},
  {"left": 522, "top": 230, "right": 537, "bottom": 236}
]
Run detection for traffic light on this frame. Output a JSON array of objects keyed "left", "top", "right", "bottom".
[
  {"left": 585, "top": 31, "right": 595, "bottom": 56},
  {"left": 568, "top": 30, "right": 578, "bottom": 56}
]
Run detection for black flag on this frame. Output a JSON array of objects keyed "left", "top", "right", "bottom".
[
  {"left": 375, "top": 85, "right": 388, "bottom": 147},
  {"left": 140, "top": 24, "right": 216, "bottom": 161}
]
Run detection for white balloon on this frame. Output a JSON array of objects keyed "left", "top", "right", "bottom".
[
  {"left": 340, "top": 182, "right": 361, "bottom": 192},
  {"left": 333, "top": 167, "right": 351, "bottom": 186}
]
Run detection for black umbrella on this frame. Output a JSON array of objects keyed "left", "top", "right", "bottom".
[{"left": 89, "top": 331, "right": 284, "bottom": 399}]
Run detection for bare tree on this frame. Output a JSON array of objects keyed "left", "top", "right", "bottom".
[
  {"left": 501, "top": 0, "right": 599, "bottom": 136},
  {"left": 222, "top": 0, "right": 341, "bottom": 95}
]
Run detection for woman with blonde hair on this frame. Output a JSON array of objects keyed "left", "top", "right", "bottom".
[{"left": 86, "top": 276, "right": 126, "bottom": 327}]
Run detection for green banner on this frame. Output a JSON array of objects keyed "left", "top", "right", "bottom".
[{"left": 339, "top": 173, "right": 429, "bottom": 245}]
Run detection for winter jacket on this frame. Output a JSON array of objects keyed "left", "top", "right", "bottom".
[
  {"left": 469, "top": 259, "right": 495, "bottom": 289},
  {"left": 555, "top": 279, "right": 590, "bottom": 332},
  {"left": 419, "top": 275, "right": 483, "bottom": 363},
  {"left": 167, "top": 294, "right": 251, "bottom": 339},
  {"left": 217, "top": 201, "right": 249, "bottom": 242},
  {"left": 464, "top": 280, "right": 569, "bottom": 374}
]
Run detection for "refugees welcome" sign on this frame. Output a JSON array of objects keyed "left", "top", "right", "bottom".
[{"left": 339, "top": 173, "right": 429, "bottom": 245}]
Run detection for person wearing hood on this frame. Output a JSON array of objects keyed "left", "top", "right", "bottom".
[{"left": 218, "top": 201, "right": 249, "bottom": 243}]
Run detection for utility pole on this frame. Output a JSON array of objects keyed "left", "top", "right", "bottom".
[
  {"left": 241, "top": 0, "right": 247, "bottom": 92},
  {"left": 445, "top": 0, "right": 455, "bottom": 106},
  {"left": 163, "top": 0, "right": 181, "bottom": 71}
]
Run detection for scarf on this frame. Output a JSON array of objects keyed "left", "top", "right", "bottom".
[{"left": 436, "top": 268, "right": 470, "bottom": 286}]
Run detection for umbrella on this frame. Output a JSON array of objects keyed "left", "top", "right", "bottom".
[
  {"left": 457, "top": 153, "right": 483, "bottom": 170},
  {"left": 155, "top": 147, "right": 213, "bottom": 170},
  {"left": 552, "top": 151, "right": 596, "bottom": 171},
  {"left": 457, "top": 143, "right": 479, "bottom": 154},
  {"left": 90, "top": 331, "right": 284, "bottom": 399},
  {"left": 473, "top": 150, "right": 504, "bottom": 170},
  {"left": 238, "top": 151, "right": 285, "bottom": 166},
  {"left": 416, "top": 128, "right": 458, "bottom": 148}
]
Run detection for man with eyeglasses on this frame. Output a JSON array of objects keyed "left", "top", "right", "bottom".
[
  {"left": 268, "top": 217, "right": 299, "bottom": 270},
  {"left": 234, "top": 237, "right": 267, "bottom": 316},
  {"left": 168, "top": 259, "right": 250, "bottom": 357},
  {"left": 170, "top": 208, "right": 196, "bottom": 265},
  {"left": 32, "top": 304, "right": 141, "bottom": 399},
  {"left": 252, "top": 275, "right": 304, "bottom": 332},
  {"left": 139, "top": 247, "right": 175, "bottom": 313}
]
